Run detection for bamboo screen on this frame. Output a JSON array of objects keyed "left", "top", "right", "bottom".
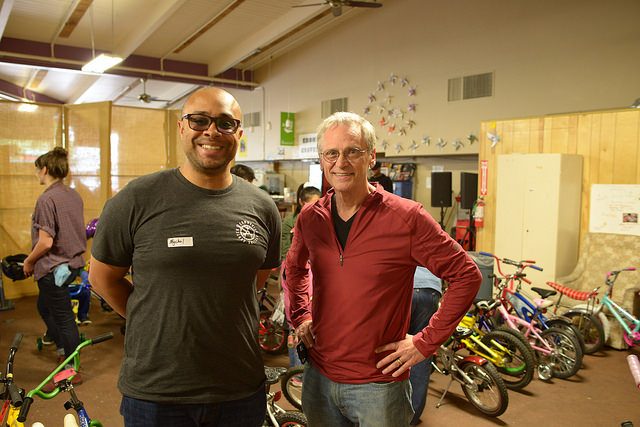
[
  {"left": 476, "top": 108, "right": 640, "bottom": 253},
  {"left": 1, "top": 103, "right": 174, "bottom": 299},
  {"left": 0, "top": 102, "right": 63, "bottom": 297}
]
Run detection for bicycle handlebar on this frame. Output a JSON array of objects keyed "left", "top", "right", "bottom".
[
  {"left": 17, "top": 332, "right": 115, "bottom": 423},
  {"left": 11, "top": 333, "right": 23, "bottom": 350},
  {"left": 628, "top": 355, "right": 640, "bottom": 389}
]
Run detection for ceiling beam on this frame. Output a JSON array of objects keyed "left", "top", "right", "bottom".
[
  {"left": 207, "top": 4, "right": 325, "bottom": 75},
  {"left": 0, "top": 77, "right": 64, "bottom": 104},
  {"left": 58, "top": 0, "right": 93, "bottom": 38},
  {"left": 0, "top": 0, "right": 14, "bottom": 41},
  {"left": 0, "top": 37, "right": 256, "bottom": 88}
]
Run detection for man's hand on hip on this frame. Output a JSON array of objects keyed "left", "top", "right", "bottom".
[{"left": 375, "top": 335, "right": 426, "bottom": 377}]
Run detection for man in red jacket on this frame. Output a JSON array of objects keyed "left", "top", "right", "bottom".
[{"left": 284, "top": 112, "right": 481, "bottom": 426}]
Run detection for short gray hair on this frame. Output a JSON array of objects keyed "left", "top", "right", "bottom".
[{"left": 316, "top": 112, "right": 377, "bottom": 153}]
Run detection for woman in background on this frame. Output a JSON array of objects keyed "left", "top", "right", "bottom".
[{"left": 23, "top": 147, "right": 86, "bottom": 375}]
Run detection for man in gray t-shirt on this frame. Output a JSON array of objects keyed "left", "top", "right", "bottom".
[{"left": 90, "top": 88, "right": 281, "bottom": 426}]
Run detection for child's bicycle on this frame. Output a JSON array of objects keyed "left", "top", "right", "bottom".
[
  {"left": 1, "top": 333, "right": 23, "bottom": 427},
  {"left": 17, "top": 333, "right": 114, "bottom": 426},
  {"left": 591, "top": 268, "right": 639, "bottom": 348},
  {"left": 263, "top": 366, "right": 307, "bottom": 426},
  {"left": 545, "top": 279, "right": 606, "bottom": 354},
  {"left": 257, "top": 287, "right": 288, "bottom": 354},
  {"left": 479, "top": 252, "right": 586, "bottom": 353},
  {"left": 431, "top": 326, "right": 509, "bottom": 417},
  {"left": 460, "top": 303, "right": 536, "bottom": 390}
]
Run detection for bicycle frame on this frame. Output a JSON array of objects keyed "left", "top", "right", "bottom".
[
  {"left": 17, "top": 333, "right": 114, "bottom": 425},
  {"left": 600, "top": 294, "right": 640, "bottom": 346},
  {"left": 592, "top": 268, "right": 639, "bottom": 347}
]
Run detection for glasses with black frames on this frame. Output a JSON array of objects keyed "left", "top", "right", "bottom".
[
  {"left": 181, "top": 113, "right": 241, "bottom": 134},
  {"left": 320, "top": 147, "right": 368, "bottom": 163}
]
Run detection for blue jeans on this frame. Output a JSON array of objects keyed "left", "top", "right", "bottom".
[
  {"left": 302, "top": 363, "right": 413, "bottom": 427},
  {"left": 120, "top": 388, "right": 266, "bottom": 427},
  {"left": 408, "top": 288, "right": 441, "bottom": 425},
  {"left": 36, "top": 271, "right": 81, "bottom": 357}
]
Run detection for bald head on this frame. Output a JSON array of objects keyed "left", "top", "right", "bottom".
[{"left": 182, "top": 87, "right": 242, "bottom": 119}]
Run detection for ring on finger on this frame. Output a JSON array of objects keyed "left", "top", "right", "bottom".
[{"left": 396, "top": 358, "right": 403, "bottom": 366}]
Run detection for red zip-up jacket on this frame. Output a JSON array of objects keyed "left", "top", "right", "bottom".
[{"left": 285, "top": 186, "right": 481, "bottom": 383}]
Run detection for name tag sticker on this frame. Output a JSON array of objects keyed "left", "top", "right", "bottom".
[{"left": 167, "top": 237, "right": 194, "bottom": 248}]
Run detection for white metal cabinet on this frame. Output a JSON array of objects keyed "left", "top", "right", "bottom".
[{"left": 494, "top": 153, "right": 583, "bottom": 285}]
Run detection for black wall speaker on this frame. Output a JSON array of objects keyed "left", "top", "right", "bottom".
[
  {"left": 460, "top": 172, "right": 478, "bottom": 210},
  {"left": 431, "top": 172, "right": 452, "bottom": 207}
]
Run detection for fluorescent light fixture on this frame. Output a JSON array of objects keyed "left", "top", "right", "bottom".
[
  {"left": 18, "top": 103, "right": 38, "bottom": 112},
  {"left": 82, "top": 54, "right": 123, "bottom": 73},
  {"left": 631, "top": 98, "right": 640, "bottom": 109},
  {"left": 0, "top": 92, "right": 20, "bottom": 101}
]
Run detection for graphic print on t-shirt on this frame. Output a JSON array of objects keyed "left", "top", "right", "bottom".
[{"left": 235, "top": 220, "right": 259, "bottom": 244}]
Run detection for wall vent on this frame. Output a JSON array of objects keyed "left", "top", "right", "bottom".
[
  {"left": 321, "top": 97, "right": 348, "bottom": 118},
  {"left": 242, "top": 111, "right": 261, "bottom": 127},
  {"left": 448, "top": 72, "right": 493, "bottom": 101}
]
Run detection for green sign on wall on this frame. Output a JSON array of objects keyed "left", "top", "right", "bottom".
[{"left": 280, "top": 112, "right": 295, "bottom": 146}]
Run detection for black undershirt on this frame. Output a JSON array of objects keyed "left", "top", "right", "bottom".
[{"left": 331, "top": 195, "right": 357, "bottom": 249}]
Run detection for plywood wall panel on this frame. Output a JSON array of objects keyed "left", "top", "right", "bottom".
[
  {"left": 597, "top": 112, "right": 616, "bottom": 184},
  {"left": 612, "top": 111, "right": 639, "bottom": 184}
]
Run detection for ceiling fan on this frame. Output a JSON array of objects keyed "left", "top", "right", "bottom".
[
  {"left": 293, "top": 0, "right": 382, "bottom": 17},
  {"left": 137, "top": 78, "right": 170, "bottom": 104}
]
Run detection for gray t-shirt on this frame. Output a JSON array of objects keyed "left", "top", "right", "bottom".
[{"left": 92, "top": 169, "right": 281, "bottom": 403}]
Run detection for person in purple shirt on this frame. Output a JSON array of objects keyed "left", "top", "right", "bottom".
[{"left": 23, "top": 147, "right": 86, "bottom": 376}]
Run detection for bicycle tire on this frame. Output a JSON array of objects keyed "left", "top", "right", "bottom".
[
  {"left": 281, "top": 366, "right": 304, "bottom": 410},
  {"left": 546, "top": 316, "right": 586, "bottom": 353},
  {"left": 563, "top": 311, "right": 605, "bottom": 354},
  {"left": 459, "top": 361, "right": 509, "bottom": 417},
  {"left": 274, "top": 411, "right": 308, "bottom": 427},
  {"left": 258, "top": 311, "right": 287, "bottom": 354},
  {"left": 539, "top": 327, "right": 583, "bottom": 379},
  {"left": 481, "top": 329, "right": 535, "bottom": 390}
]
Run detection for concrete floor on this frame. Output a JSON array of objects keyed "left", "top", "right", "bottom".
[{"left": 1, "top": 294, "right": 639, "bottom": 426}]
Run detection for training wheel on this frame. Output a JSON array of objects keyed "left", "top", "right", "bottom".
[{"left": 537, "top": 364, "right": 552, "bottom": 381}]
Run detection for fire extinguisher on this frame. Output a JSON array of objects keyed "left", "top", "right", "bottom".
[{"left": 474, "top": 197, "right": 485, "bottom": 228}]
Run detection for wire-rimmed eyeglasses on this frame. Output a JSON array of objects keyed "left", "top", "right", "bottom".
[
  {"left": 181, "top": 113, "right": 241, "bottom": 134},
  {"left": 320, "top": 147, "right": 368, "bottom": 163}
]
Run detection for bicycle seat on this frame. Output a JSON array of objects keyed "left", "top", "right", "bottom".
[
  {"left": 546, "top": 281, "right": 598, "bottom": 301},
  {"left": 453, "top": 326, "right": 473, "bottom": 339},
  {"left": 475, "top": 299, "right": 500, "bottom": 311},
  {"left": 531, "top": 287, "right": 556, "bottom": 299},
  {"left": 264, "top": 366, "right": 287, "bottom": 385},
  {"left": 53, "top": 368, "right": 77, "bottom": 385}
]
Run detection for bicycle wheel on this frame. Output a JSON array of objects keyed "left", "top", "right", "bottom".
[
  {"left": 259, "top": 312, "right": 287, "bottom": 354},
  {"left": 546, "top": 317, "right": 586, "bottom": 353},
  {"left": 274, "top": 411, "right": 308, "bottom": 427},
  {"left": 459, "top": 361, "right": 509, "bottom": 417},
  {"left": 563, "top": 311, "right": 605, "bottom": 354},
  {"left": 481, "top": 329, "right": 535, "bottom": 390},
  {"left": 539, "top": 327, "right": 583, "bottom": 379},
  {"left": 281, "top": 366, "right": 304, "bottom": 410}
]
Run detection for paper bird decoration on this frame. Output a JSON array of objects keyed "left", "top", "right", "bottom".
[
  {"left": 377, "top": 81, "right": 385, "bottom": 92},
  {"left": 436, "top": 138, "right": 447, "bottom": 149},
  {"left": 408, "top": 86, "right": 417, "bottom": 96},
  {"left": 422, "top": 136, "right": 431, "bottom": 146},
  {"left": 487, "top": 132, "right": 500, "bottom": 148},
  {"left": 400, "top": 77, "right": 409, "bottom": 87},
  {"left": 368, "top": 93, "right": 376, "bottom": 103},
  {"left": 453, "top": 139, "right": 464, "bottom": 151},
  {"left": 381, "top": 139, "right": 389, "bottom": 150},
  {"left": 409, "top": 140, "right": 419, "bottom": 151},
  {"left": 387, "top": 124, "right": 396, "bottom": 134},
  {"left": 395, "top": 143, "right": 404, "bottom": 154},
  {"left": 378, "top": 105, "right": 386, "bottom": 115},
  {"left": 467, "top": 133, "right": 478, "bottom": 144},
  {"left": 363, "top": 106, "right": 371, "bottom": 115},
  {"left": 379, "top": 117, "right": 388, "bottom": 126},
  {"left": 389, "top": 73, "right": 398, "bottom": 85},
  {"left": 405, "top": 119, "right": 416, "bottom": 129},
  {"left": 408, "top": 103, "right": 416, "bottom": 112},
  {"left": 398, "top": 127, "right": 407, "bottom": 136},
  {"left": 384, "top": 95, "right": 393, "bottom": 105}
]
